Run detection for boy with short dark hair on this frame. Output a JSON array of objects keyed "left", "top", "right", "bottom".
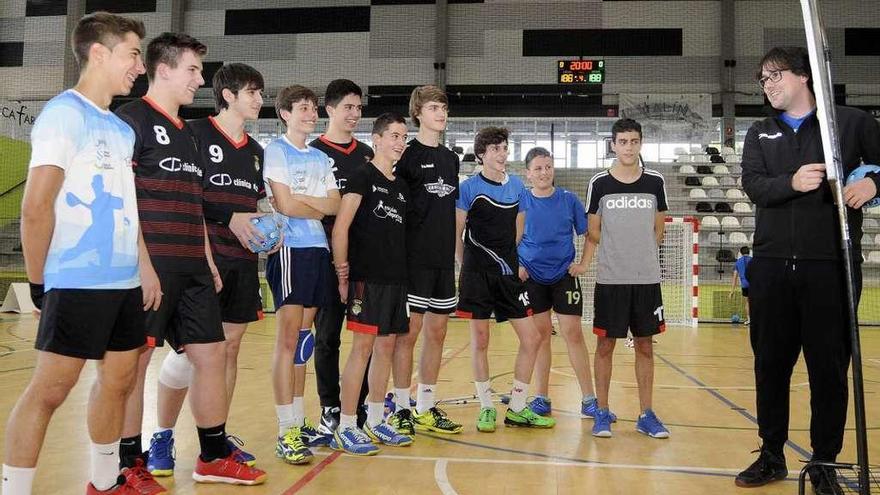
[
  {"left": 456, "top": 126, "right": 555, "bottom": 433},
  {"left": 585, "top": 118, "right": 670, "bottom": 440}
]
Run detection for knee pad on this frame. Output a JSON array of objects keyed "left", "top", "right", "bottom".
[
  {"left": 294, "top": 329, "right": 315, "bottom": 365},
  {"left": 158, "top": 350, "right": 193, "bottom": 389}
]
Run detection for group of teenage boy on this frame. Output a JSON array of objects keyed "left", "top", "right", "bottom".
[{"left": 4, "top": 9, "right": 876, "bottom": 495}]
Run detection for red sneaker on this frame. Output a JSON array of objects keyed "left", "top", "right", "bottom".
[
  {"left": 192, "top": 454, "right": 267, "bottom": 485},
  {"left": 122, "top": 458, "right": 168, "bottom": 494},
  {"left": 85, "top": 476, "right": 139, "bottom": 494}
]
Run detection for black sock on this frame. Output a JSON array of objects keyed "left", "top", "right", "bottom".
[
  {"left": 119, "top": 434, "right": 142, "bottom": 468},
  {"left": 197, "top": 423, "right": 230, "bottom": 462}
]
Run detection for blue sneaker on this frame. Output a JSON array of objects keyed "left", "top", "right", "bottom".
[
  {"left": 384, "top": 392, "right": 418, "bottom": 418},
  {"left": 581, "top": 397, "right": 618, "bottom": 423},
  {"left": 300, "top": 419, "right": 330, "bottom": 447},
  {"left": 146, "top": 430, "right": 175, "bottom": 476},
  {"left": 527, "top": 396, "right": 552, "bottom": 416},
  {"left": 636, "top": 409, "right": 670, "bottom": 439},
  {"left": 364, "top": 422, "right": 413, "bottom": 446},
  {"left": 226, "top": 435, "right": 256, "bottom": 466},
  {"left": 592, "top": 408, "right": 613, "bottom": 438},
  {"left": 331, "top": 426, "right": 379, "bottom": 456}
]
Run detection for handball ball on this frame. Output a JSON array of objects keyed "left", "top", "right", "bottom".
[
  {"left": 847, "top": 164, "right": 880, "bottom": 208},
  {"left": 248, "top": 215, "right": 281, "bottom": 253},
  {"left": 731, "top": 314, "right": 741, "bottom": 324}
]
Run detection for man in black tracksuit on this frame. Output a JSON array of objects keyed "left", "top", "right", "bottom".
[{"left": 735, "top": 46, "right": 880, "bottom": 494}]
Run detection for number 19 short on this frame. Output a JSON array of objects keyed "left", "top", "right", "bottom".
[{"left": 525, "top": 274, "right": 583, "bottom": 316}]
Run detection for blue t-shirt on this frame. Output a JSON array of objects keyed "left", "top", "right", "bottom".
[
  {"left": 263, "top": 136, "right": 338, "bottom": 249},
  {"left": 780, "top": 111, "right": 814, "bottom": 133},
  {"left": 734, "top": 254, "right": 752, "bottom": 288},
  {"left": 456, "top": 173, "right": 529, "bottom": 275},
  {"left": 29, "top": 90, "right": 140, "bottom": 290},
  {"left": 518, "top": 188, "right": 587, "bottom": 284}
]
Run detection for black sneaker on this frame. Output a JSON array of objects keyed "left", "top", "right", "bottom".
[
  {"left": 356, "top": 404, "right": 368, "bottom": 430},
  {"left": 808, "top": 465, "right": 844, "bottom": 495},
  {"left": 318, "top": 406, "right": 340, "bottom": 439},
  {"left": 734, "top": 448, "right": 787, "bottom": 487}
]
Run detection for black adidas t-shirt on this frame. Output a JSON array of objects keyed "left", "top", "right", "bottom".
[
  {"left": 309, "top": 135, "right": 374, "bottom": 247},
  {"left": 190, "top": 116, "right": 265, "bottom": 263},
  {"left": 115, "top": 97, "right": 207, "bottom": 273},
  {"left": 346, "top": 164, "right": 408, "bottom": 284},
  {"left": 395, "top": 139, "right": 460, "bottom": 270}
]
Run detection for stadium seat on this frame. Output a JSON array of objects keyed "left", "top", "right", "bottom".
[
  {"left": 674, "top": 147, "right": 687, "bottom": 156},
  {"left": 865, "top": 218, "right": 879, "bottom": 228},
  {"left": 708, "top": 232, "right": 723, "bottom": 244},
  {"left": 715, "top": 202, "right": 733, "bottom": 213},
  {"left": 685, "top": 176, "right": 702, "bottom": 186},
  {"left": 866, "top": 207, "right": 880, "bottom": 216},
  {"left": 733, "top": 202, "right": 751, "bottom": 213},
  {"left": 742, "top": 216, "right": 756, "bottom": 228},
  {"left": 726, "top": 189, "right": 745, "bottom": 199},
  {"left": 708, "top": 189, "right": 725, "bottom": 199},
  {"left": 875, "top": 233, "right": 880, "bottom": 245},
  {"left": 689, "top": 188, "right": 708, "bottom": 199},
  {"left": 702, "top": 216, "right": 720, "bottom": 228},
  {"left": 679, "top": 165, "right": 696, "bottom": 174},
  {"left": 719, "top": 176, "right": 737, "bottom": 186},
  {"left": 863, "top": 235, "right": 874, "bottom": 246},
  {"left": 722, "top": 146, "right": 736, "bottom": 156},
  {"left": 868, "top": 251, "right": 880, "bottom": 264},
  {"left": 697, "top": 165, "right": 713, "bottom": 174},
  {"left": 701, "top": 176, "right": 719, "bottom": 187},
  {"left": 729, "top": 232, "right": 749, "bottom": 245},
  {"left": 736, "top": 176, "right": 743, "bottom": 187},
  {"left": 696, "top": 202, "right": 714, "bottom": 212},
  {"left": 713, "top": 165, "right": 730, "bottom": 174},
  {"left": 721, "top": 216, "right": 740, "bottom": 228}
]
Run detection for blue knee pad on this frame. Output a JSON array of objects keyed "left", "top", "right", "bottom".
[{"left": 294, "top": 328, "right": 314, "bottom": 365}]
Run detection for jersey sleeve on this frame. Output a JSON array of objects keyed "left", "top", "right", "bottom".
[
  {"left": 346, "top": 166, "right": 369, "bottom": 197},
  {"left": 455, "top": 178, "right": 472, "bottom": 211},
  {"left": 28, "top": 100, "right": 85, "bottom": 171},
  {"left": 115, "top": 106, "right": 143, "bottom": 164},
  {"left": 262, "top": 142, "right": 289, "bottom": 197},
  {"left": 515, "top": 177, "right": 530, "bottom": 212},
  {"left": 586, "top": 177, "right": 603, "bottom": 215},
  {"left": 570, "top": 192, "right": 588, "bottom": 235},
  {"left": 654, "top": 175, "right": 669, "bottom": 212}
]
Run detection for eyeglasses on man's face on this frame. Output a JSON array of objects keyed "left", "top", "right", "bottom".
[{"left": 758, "top": 69, "right": 791, "bottom": 89}]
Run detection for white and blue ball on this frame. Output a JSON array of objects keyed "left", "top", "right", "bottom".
[
  {"left": 847, "top": 164, "right": 880, "bottom": 208},
  {"left": 248, "top": 215, "right": 281, "bottom": 253}
]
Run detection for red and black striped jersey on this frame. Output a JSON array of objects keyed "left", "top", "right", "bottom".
[
  {"left": 190, "top": 116, "right": 265, "bottom": 263},
  {"left": 115, "top": 97, "right": 208, "bottom": 273}
]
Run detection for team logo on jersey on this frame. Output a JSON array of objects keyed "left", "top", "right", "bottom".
[
  {"left": 758, "top": 132, "right": 783, "bottom": 140},
  {"left": 253, "top": 155, "right": 261, "bottom": 172},
  {"left": 372, "top": 185, "right": 389, "bottom": 194},
  {"left": 420, "top": 163, "right": 435, "bottom": 169},
  {"left": 210, "top": 173, "right": 233, "bottom": 186},
  {"left": 424, "top": 177, "right": 456, "bottom": 198},
  {"left": 159, "top": 157, "right": 203, "bottom": 177},
  {"left": 604, "top": 195, "right": 654, "bottom": 209},
  {"left": 94, "top": 139, "right": 114, "bottom": 169},
  {"left": 351, "top": 299, "right": 363, "bottom": 316},
  {"left": 397, "top": 192, "right": 406, "bottom": 203},
  {"left": 372, "top": 200, "right": 403, "bottom": 223}
]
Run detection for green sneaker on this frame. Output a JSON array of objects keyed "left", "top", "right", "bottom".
[
  {"left": 387, "top": 408, "right": 416, "bottom": 436},
  {"left": 414, "top": 407, "right": 463, "bottom": 434},
  {"left": 504, "top": 407, "right": 556, "bottom": 428},
  {"left": 477, "top": 407, "right": 497, "bottom": 432}
]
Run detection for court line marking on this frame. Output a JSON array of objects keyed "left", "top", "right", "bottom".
[
  {"left": 311, "top": 450, "right": 800, "bottom": 482},
  {"left": 655, "top": 352, "right": 813, "bottom": 460},
  {"left": 281, "top": 340, "right": 471, "bottom": 494},
  {"left": 434, "top": 459, "right": 458, "bottom": 495}
]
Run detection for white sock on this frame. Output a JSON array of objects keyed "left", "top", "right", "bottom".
[
  {"left": 394, "top": 387, "right": 410, "bottom": 410},
  {"left": 2, "top": 464, "right": 36, "bottom": 495},
  {"left": 367, "top": 401, "right": 384, "bottom": 428},
  {"left": 583, "top": 393, "right": 596, "bottom": 403},
  {"left": 340, "top": 414, "right": 357, "bottom": 429},
  {"left": 475, "top": 380, "right": 493, "bottom": 409},
  {"left": 509, "top": 379, "right": 529, "bottom": 412},
  {"left": 276, "top": 403, "right": 294, "bottom": 436},
  {"left": 90, "top": 441, "right": 119, "bottom": 491},
  {"left": 416, "top": 383, "right": 435, "bottom": 414},
  {"left": 292, "top": 397, "right": 305, "bottom": 427}
]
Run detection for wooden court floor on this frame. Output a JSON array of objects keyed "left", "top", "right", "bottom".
[{"left": 0, "top": 313, "right": 877, "bottom": 495}]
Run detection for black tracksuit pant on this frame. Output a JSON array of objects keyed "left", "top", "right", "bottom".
[
  {"left": 748, "top": 257, "right": 860, "bottom": 461},
  {"left": 314, "top": 264, "right": 370, "bottom": 409}
]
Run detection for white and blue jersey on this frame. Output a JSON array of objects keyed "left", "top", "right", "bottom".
[
  {"left": 29, "top": 90, "right": 140, "bottom": 290},
  {"left": 263, "top": 136, "right": 338, "bottom": 249},
  {"left": 518, "top": 188, "right": 588, "bottom": 285},
  {"left": 456, "top": 173, "right": 529, "bottom": 275}
]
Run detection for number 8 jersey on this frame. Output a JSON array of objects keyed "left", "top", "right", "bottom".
[{"left": 115, "top": 97, "right": 208, "bottom": 273}]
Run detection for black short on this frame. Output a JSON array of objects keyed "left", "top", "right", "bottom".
[
  {"left": 593, "top": 283, "right": 665, "bottom": 339},
  {"left": 266, "top": 247, "right": 334, "bottom": 310},
  {"left": 346, "top": 280, "right": 409, "bottom": 336},
  {"left": 407, "top": 267, "right": 457, "bottom": 315},
  {"left": 36, "top": 287, "right": 146, "bottom": 360},
  {"left": 217, "top": 258, "right": 263, "bottom": 324},
  {"left": 456, "top": 270, "right": 533, "bottom": 322},
  {"left": 525, "top": 274, "right": 583, "bottom": 316},
  {"left": 741, "top": 287, "right": 749, "bottom": 298},
  {"left": 146, "top": 271, "right": 224, "bottom": 349}
]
